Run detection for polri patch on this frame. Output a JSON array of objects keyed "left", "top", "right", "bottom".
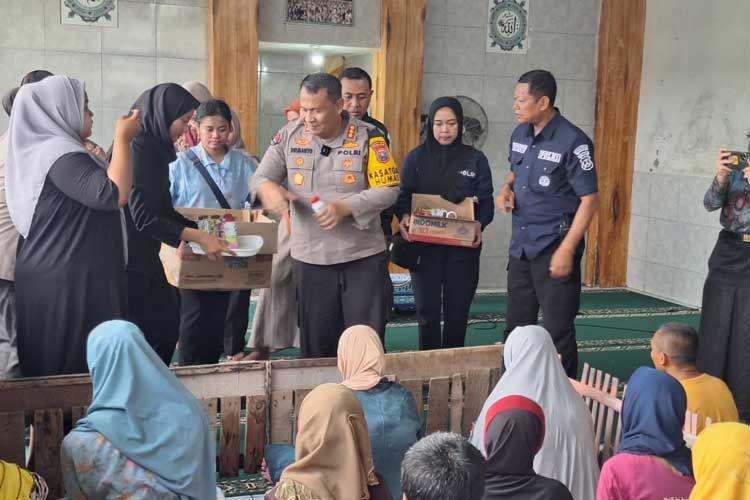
[{"left": 538, "top": 150, "right": 562, "bottom": 163}]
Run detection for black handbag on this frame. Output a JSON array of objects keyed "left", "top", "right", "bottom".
[{"left": 390, "top": 233, "right": 420, "bottom": 269}]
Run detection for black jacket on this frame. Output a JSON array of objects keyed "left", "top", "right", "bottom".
[{"left": 125, "top": 134, "right": 197, "bottom": 276}]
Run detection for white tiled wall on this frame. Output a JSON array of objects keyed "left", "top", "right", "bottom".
[
  {"left": 627, "top": 0, "right": 750, "bottom": 307},
  {"left": 424, "top": 0, "right": 601, "bottom": 289},
  {"left": 0, "top": 0, "right": 208, "bottom": 147},
  {"left": 256, "top": 51, "right": 373, "bottom": 158}
]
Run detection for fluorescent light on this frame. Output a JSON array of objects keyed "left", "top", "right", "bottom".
[{"left": 311, "top": 53, "right": 324, "bottom": 66}]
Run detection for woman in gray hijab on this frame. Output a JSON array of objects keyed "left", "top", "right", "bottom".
[{"left": 5, "top": 75, "right": 141, "bottom": 376}]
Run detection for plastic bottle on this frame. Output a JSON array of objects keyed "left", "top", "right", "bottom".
[
  {"left": 222, "top": 214, "right": 238, "bottom": 248},
  {"left": 310, "top": 196, "right": 326, "bottom": 214}
]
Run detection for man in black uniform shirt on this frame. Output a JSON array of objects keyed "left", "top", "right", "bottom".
[
  {"left": 496, "top": 70, "right": 600, "bottom": 378},
  {"left": 339, "top": 67, "right": 394, "bottom": 240}
]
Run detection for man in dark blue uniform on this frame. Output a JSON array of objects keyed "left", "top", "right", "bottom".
[
  {"left": 496, "top": 69, "right": 599, "bottom": 377},
  {"left": 339, "top": 67, "right": 394, "bottom": 240}
]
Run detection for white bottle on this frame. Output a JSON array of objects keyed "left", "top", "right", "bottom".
[{"left": 310, "top": 196, "right": 326, "bottom": 214}]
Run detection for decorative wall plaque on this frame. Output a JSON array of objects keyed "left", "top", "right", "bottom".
[
  {"left": 286, "top": 0, "right": 353, "bottom": 26},
  {"left": 486, "top": 0, "right": 529, "bottom": 54},
  {"left": 61, "top": 0, "right": 118, "bottom": 28}
]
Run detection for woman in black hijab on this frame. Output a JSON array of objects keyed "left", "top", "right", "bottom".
[
  {"left": 394, "top": 96, "right": 494, "bottom": 350},
  {"left": 482, "top": 395, "right": 573, "bottom": 500},
  {"left": 125, "top": 83, "right": 229, "bottom": 366}
]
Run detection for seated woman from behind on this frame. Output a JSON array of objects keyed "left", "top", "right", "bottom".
[
  {"left": 690, "top": 422, "right": 750, "bottom": 500},
  {"left": 264, "top": 326, "right": 420, "bottom": 498},
  {"left": 471, "top": 325, "right": 599, "bottom": 500},
  {"left": 265, "top": 383, "right": 392, "bottom": 500},
  {"left": 61, "top": 320, "right": 222, "bottom": 500},
  {"left": 338, "top": 325, "right": 421, "bottom": 498},
  {"left": 596, "top": 367, "right": 694, "bottom": 500},
  {"left": 483, "top": 395, "right": 572, "bottom": 500}
]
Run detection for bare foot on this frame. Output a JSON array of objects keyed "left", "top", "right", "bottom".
[
  {"left": 247, "top": 348, "right": 270, "bottom": 361},
  {"left": 226, "top": 352, "right": 246, "bottom": 362}
]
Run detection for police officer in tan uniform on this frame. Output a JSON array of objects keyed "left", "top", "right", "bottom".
[{"left": 252, "top": 73, "right": 399, "bottom": 357}]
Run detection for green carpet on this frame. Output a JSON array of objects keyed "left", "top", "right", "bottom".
[
  {"left": 255, "top": 289, "right": 699, "bottom": 382},
  {"left": 216, "top": 289, "right": 700, "bottom": 496}
]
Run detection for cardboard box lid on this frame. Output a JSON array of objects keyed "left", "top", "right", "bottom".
[
  {"left": 410, "top": 193, "right": 475, "bottom": 221},
  {"left": 175, "top": 207, "right": 278, "bottom": 254}
]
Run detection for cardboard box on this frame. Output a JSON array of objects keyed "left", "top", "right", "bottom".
[
  {"left": 408, "top": 194, "right": 479, "bottom": 248},
  {"left": 160, "top": 208, "right": 279, "bottom": 290}
]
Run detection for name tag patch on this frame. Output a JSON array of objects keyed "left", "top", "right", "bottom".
[
  {"left": 574, "top": 144, "right": 594, "bottom": 171},
  {"left": 290, "top": 147, "right": 313, "bottom": 154},
  {"left": 512, "top": 142, "right": 528, "bottom": 153},
  {"left": 538, "top": 150, "right": 562, "bottom": 163}
]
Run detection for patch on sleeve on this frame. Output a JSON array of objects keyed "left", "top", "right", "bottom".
[
  {"left": 271, "top": 131, "right": 282, "bottom": 145},
  {"left": 574, "top": 144, "right": 594, "bottom": 171},
  {"left": 367, "top": 137, "right": 399, "bottom": 188}
]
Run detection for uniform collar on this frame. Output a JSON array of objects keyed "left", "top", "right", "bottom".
[
  {"left": 318, "top": 111, "right": 355, "bottom": 148},
  {"left": 525, "top": 107, "right": 562, "bottom": 141},
  {"left": 195, "top": 143, "right": 228, "bottom": 170}
]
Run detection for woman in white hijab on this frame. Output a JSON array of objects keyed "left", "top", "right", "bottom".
[
  {"left": 6, "top": 75, "right": 140, "bottom": 376},
  {"left": 470, "top": 325, "right": 599, "bottom": 500}
]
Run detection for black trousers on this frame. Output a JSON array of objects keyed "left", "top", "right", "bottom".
[
  {"left": 504, "top": 243, "right": 581, "bottom": 377},
  {"left": 697, "top": 232, "right": 750, "bottom": 421},
  {"left": 127, "top": 271, "right": 180, "bottom": 366},
  {"left": 223, "top": 290, "right": 251, "bottom": 356},
  {"left": 293, "top": 252, "right": 391, "bottom": 358},
  {"left": 411, "top": 250, "right": 480, "bottom": 350},
  {"left": 178, "top": 289, "right": 232, "bottom": 365}
]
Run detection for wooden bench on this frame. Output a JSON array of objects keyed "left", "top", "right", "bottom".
[
  {"left": 0, "top": 345, "right": 503, "bottom": 498},
  {"left": 573, "top": 363, "right": 706, "bottom": 460}
]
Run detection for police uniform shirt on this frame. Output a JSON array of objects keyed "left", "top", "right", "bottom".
[
  {"left": 251, "top": 115, "right": 399, "bottom": 266},
  {"left": 362, "top": 113, "right": 390, "bottom": 147},
  {"left": 508, "top": 109, "right": 598, "bottom": 259}
]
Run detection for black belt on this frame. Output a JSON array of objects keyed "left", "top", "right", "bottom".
[{"left": 722, "top": 230, "right": 750, "bottom": 242}]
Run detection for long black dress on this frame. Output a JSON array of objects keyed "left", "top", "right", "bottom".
[
  {"left": 124, "top": 84, "right": 198, "bottom": 366},
  {"left": 15, "top": 152, "right": 126, "bottom": 376}
]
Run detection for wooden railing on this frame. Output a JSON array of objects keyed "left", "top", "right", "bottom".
[
  {"left": 572, "top": 363, "right": 707, "bottom": 460},
  {"left": 0, "top": 345, "right": 502, "bottom": 498}
]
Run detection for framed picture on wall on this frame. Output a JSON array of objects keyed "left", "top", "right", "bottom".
[
  {"left": 486, "top": 0, "right": 529, "bottom": 54},
  {"left": 61, "top": 0, "right": 118, "bottom": 27},
  {"left": 286, "top": 0, "right": 354, "bottom": 26}
]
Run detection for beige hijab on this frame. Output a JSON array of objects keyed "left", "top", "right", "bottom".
[
  {"left": 337, "top": 325, "right": 386, "bottom": 391},
  {"left": 279, "top": 383, "right": 378, "bottom": 500},
  {"left": 181, "top": 81, "right": 212, "bottom": 103}
]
